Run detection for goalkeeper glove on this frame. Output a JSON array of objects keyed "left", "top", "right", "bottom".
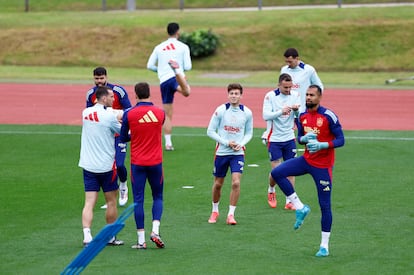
[
  {"left": 306, "top": 140, "right": 329, "bottom": 153},
  {"left": 300, "top": 132, "right": 317, "bottom": 143}
]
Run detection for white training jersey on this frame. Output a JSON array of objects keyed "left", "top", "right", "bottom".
[
  {"left": 147, "top": 37, "right": 192, "bottom": 83},
  {"left": 79, "top": 103, "right": 121, "bottom": 173},
  {"left": 207, "top": 103, "right": 253, "bottom": 156},
  {"left": 280, "top": 61, "right": 324, "bottom": 113},
  {"left": 262, "top": 89, "right": 301, "bottom": 142}
]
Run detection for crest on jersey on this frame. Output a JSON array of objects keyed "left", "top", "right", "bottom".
[{"left": 317, "top": 117, "right": 324, "bottom": 127}]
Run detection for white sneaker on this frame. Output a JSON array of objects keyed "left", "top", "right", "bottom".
[
  {"left": 261, "top": 131, "right": 269, "bottom": 145},
  {"left": 100, "top": 204, "right": 108, "bottom": 209},
  {"left": 165, "top": 145, "right": 174, "bottom": 151},
  {"left": 119, "top": 185, "right": 128, "bottom": 206}
]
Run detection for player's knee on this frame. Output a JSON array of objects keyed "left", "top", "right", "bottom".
[
  {"left": 231, "top": 180, "right": 240, "bottom": 189},
  {"left": 182, "top": 86, "right": 190, "bottom": 97}
]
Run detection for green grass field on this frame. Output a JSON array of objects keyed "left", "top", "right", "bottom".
[
  {"left": 1, "top": 2, "right": 413, "bottom": 274},
  {"left": 1, "top": 125, "right": 413, "bottom": 274}
]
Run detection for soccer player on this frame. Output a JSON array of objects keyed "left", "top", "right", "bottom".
[
  {"left": 79, "top": 86, "right": 124, "bottom": 247},
  {"left": 120, "top": 82, "right": 166, "bottom": 250},
  {"left": 206, "top": 83, "right": 253, "bottom": 225},
  {"left": 269, "top": 84, "right": 345, "bottom": 257},
  {"left": 147, "top": 22, "right": 192, "bottom": 151},
  {"left": 262, "top": 73, "right": 301, "bottom": 210},
  {"left": 280, "top": 48, "right": 324, "bottom": 113},
  {"left": 86, "top": 67, "right": 132, "bottom": 207},
  {"left": 262, "top": 48, "right": 324, "bottom": 206},
  {"left": 262, "top": 48, "right": 324, "bottom": 142}
]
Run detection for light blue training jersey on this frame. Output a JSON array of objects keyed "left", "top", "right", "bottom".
[
  {"left": 280, "top": 61, "right": 324, "bottom": 113},
  {"left": 79, "top": 103, "right": 121, "bottom": 173},
  {"left": 207, "top": 103, "right": 253, "bottom": 156},
  {"left": 147, "top": 37, "right": 192, "bottom": 83},
  {"left": 262, "top": 89, "right": 301, "bottom": 142}
]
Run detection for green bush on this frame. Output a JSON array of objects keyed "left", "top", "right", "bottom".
[{"left": 179, "top": 29, "right": 220, "bottom": 58}]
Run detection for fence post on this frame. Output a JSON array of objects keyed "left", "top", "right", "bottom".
[
  {"left": 258, "top": 0, "right": 262, "bottom": 11},
  {"left": 102, "top": 0, "right": 106, "bottom": 11},
  {"left": 127, "top": 0, "right": 136, "bottom": 11},
  {"left": 338, "top": 0, "right": 342, "bottom": 8},
  {"left": 179, "top": 0, "right": 184, "bottom": 10},
  {"left": 25, "top": 0, "right": 29, "bottom": 12}
]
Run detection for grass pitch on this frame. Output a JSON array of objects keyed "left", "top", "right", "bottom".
[{"left": 0, "top": 125, "right": 413, "bottom": 274}]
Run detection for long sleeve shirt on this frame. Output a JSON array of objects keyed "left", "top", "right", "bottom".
[
  {"left": 79, "top": 103, "right": 121, "bottom": 173},
  {"left": 262, "top": 88, "right": 301, "bottom": 142},
  {"left": 281, "top": 61, "right": 324, "bottom": 113},
  {"left": 207, "top": 103, "right": 253, "bottom": 156},
  {"left": 147, "top": 37, "right": 192, "bottom": 83},
  {"left": 297, "top": 105, "right": 345, "bottom": 168}
]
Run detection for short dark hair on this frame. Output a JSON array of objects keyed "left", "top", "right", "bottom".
[
  {"left": 283, "top": 48, "right": 299, "bottom": 58},
  {"left": 95, "top": 86, "right": 110, "bottom": 100},
  {"left": 227, "top": 83, "right": 243, "bottom": 94},
  {"left": 278, "top": 73, "right": 292, "bottom": 83},
  {"left": 167, "top": 22, "right": 180, "bottom": 36},
  {"left": 308, "top": 84, "right": 322, "bottom": 95},
  {"left": 93, "top": 67, "right": 107, "bottom": 76},
  {"left": 134, "top": 82, "right": 150, "bottom": 99}
]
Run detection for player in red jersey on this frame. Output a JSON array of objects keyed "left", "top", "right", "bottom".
[
  {"left": 269, "top": 84, "right": 345, "bottom": 257},
  {"left": 120, "top": 82, "right": 166, "bottom": 250}
]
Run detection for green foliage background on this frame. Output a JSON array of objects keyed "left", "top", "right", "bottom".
[{"left": 179, "top": 29, "right": 220, "bottom": 58}]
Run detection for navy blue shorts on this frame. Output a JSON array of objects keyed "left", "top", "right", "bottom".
[
  {"left": 268, "top": 139, "right": 297, "bottom": 162},
  {"left": 213, "top": 155, "right": 245, "bottom": 178},
  {"left": 83, "top": 169, "right": 118, "bottom": 192},
  {"left": 160, "top": 77, "right": 179, "bottom": 104}
]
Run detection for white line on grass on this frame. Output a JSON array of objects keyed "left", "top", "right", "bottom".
[{"left": 0, "top": 130, "right": 413, "bottom": 141}]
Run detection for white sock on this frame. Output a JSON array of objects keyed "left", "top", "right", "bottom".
[
  {"left": 285, "top": 197, "right": 290, "bottom": 204},
  {"left": 228, "top": 205, "right": 236, "bottom": 216},
  {"left": 165, "top": 134, "right": 172, "bottom": 146},
  {"left": 287, "top": 192, "right": 304, "bottom": 210},
  {"left": 212, "top": 202, "right": 219, "bottom": 213},
  {"left": 268, "top": 186, "right": 275, "bottom": 193},
  {"left": 83, "top": 228, "right": 92, "bottom": 243},
  {"left": 119, "top": 181, "right": 127, "bottom": 190},
  {"left": 320, "top": 231, "right": 331, "bottom": 249},
  {"left": 152, "top": 220, "right": 160, "bottom": 235},
  {"left": 138, "top": 230, "right": 145, "bottom": 244}
]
